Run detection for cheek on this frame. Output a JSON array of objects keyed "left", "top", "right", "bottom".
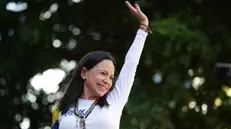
[
  {"left": 108, "top": 80, "right": 113, "bottom": 86},
  {"left": 87, "top": 73, "right": 102, "bottom": 86},
  {"left": 95, "top": 74, "right": 105, "bottom": 82},
  {"left": 109, "top": 81, "right": 114, "bottom": 89},
  {"left": 85, "top": 74, "right": 96, "bottom": 87}
]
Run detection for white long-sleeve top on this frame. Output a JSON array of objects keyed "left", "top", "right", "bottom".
[{"left": 58, "top": 29, "right": 148, "bottom": 129}]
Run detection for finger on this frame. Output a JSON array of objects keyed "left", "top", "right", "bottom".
[
  {"left": 125, "top": 1, "right": 137, "bottom": 13},
  {"left": 134, "top": 3, "right": 142, "bottom": 13}
]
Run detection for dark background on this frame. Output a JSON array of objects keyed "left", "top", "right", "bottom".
[{"left": 1, "top": 0, "right": 231, "bottom": 129}]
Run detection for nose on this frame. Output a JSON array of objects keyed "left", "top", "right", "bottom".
[{"left": 103, "top": 79, "right": 108, "bottom": 84}]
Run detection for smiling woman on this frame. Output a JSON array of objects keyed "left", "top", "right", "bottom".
[
  {"left": 81, "top": 59, "right": 115, "bottom": 99},
  {"left": 52, "top": 1, "right": 150, "bottom": 129}
]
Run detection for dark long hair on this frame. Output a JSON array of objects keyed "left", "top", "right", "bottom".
[{"left": 57, "top": 51, "right": 116, "bottom": 114}]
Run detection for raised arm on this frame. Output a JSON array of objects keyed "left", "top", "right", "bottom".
[{"left": 107, "top": 1, "right": 150, "bottom": 110}]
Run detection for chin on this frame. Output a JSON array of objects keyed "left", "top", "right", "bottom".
[{"left": 96, "top": 91, "right": 107, "bottom": 97}]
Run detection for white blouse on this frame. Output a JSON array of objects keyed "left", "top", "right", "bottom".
[{"left": 58, "top": 29, "right": 148, "bottom": 129}]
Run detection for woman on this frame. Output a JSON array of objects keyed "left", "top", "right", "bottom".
[{"left": 52, "top": 1, "right": 151, "bottom": 129}]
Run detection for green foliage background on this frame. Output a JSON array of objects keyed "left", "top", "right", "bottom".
[{"left": 0, "top": 0, "right": 231, "bottom": 129}]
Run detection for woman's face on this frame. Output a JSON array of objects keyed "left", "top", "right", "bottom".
[{"left": 81, "top": 60, "right": 115, "bottom": 99}]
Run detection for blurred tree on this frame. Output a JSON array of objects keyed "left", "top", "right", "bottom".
[{"left": 0, "top": 0, "right": 231, "bottom": 129}]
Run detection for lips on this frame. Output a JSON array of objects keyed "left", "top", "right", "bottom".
[{"left": 97, "top": 83, "right": 107, "bottom": 91}]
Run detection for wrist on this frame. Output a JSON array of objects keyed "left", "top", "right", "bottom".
[
  {"left": 140, "top": 21, "right": 149, "bottom": 27},
  {"left": 139, "top": 24, "right": 152, "bottom": 34}
]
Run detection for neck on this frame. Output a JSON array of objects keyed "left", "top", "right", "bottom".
[
  {"left": 80, "top": 94, "right": 98, "bottom": 100},
  {"left": 80, "top": 86, "right": 98, "bottom": 100}
]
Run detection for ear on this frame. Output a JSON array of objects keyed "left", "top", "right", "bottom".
[{"left": 80, "top": 67, "right": 88, "bottom": 79}]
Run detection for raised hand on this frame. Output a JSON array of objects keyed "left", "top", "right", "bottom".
[{"left": 125, "top": 1, "right": 149, "bottom": 26}]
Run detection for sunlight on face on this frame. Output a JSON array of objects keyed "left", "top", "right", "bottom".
[{"left": 83, "top": 60, "right": 115, "bottom": 99}]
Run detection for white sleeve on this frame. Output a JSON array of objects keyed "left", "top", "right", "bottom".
[{"left": 107, "top": 29, "right": 148, "bottom": 110}]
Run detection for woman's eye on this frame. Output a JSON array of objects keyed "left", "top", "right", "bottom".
[{"left": 101, "top": 72, "right": 106, "bottom": 75}]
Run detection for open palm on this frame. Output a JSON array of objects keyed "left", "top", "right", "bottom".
[{"left": 125, "top": 1, "right": 149, "bottom": 26}]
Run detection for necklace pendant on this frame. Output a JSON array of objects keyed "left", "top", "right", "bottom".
[{"left": 80, "top": 118, "right": 86, "bottom": 129}]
